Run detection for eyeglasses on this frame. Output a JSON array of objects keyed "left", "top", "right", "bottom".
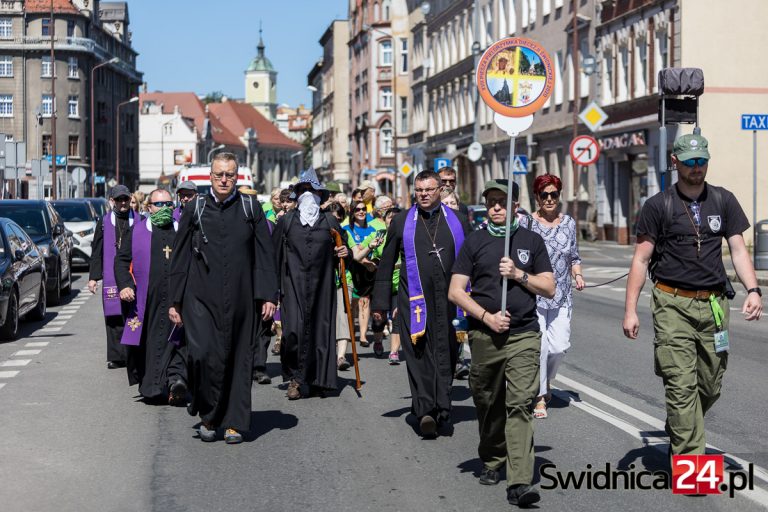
[
  {"left": 178, "top": 191, "right": 196, "bottom": 198},
  {"left": 441, "top": 179, "right": 456, "bottom": 185},
  {"left": 485, "top": 197, "right": 507, "bottom": 208},
  {"left": 680, "top": 158, "right": 709, "bottom": 168},
  {"left": 211, "top": 172, "right": 237, "bottom": 181},
  {"left": 150, "top": 201, "right": 175, "bottom": 208},
  {"left": 354, "top": 207, "right": 367, "bottom": 212},
  {"left": 114, "top": 196, "right": 131, "bottom": 202},
  {"left": 539, "top": 191, "right": 560, "bottom": 201},
  {"left": 414, "top": 187, "right": 439, "bottom": 194}
]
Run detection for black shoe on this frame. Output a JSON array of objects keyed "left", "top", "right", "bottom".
[
  {"left": 455, "top": 362, "right": 470, "bottom": 380},
  {"left": 107, "top": 361, "right": 126, "bottom": 369},
  {"left": 168, "top": 381, "right": 187, "bottom": 406},
  {"left": 479, "top": 467, "right": 501, "bottom": 486},
  {"left": 419, "top": 415, "right": 437, "bottom": 438},
  {"left": 253, "top": 371, "right": 272, "bottom": 385},
  {"left": 507, "top": 484, "right": 540, "bottom": 507}
]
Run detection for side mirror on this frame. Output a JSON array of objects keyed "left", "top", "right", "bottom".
[{"left": 14, "top": 249, "right": 24, "bottom": 261}]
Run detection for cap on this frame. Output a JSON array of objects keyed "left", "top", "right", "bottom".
[
  {"left": 482, "top": 179, "right": 519, "bottom": 201},
  {"left": 356, "top": 180, "right": 375, "bottom": 191},
  {"left": 176, "top": 181, "right": 197, "bottom": 193},
  {"left": 673, "top": 134, "right": 710, "bottom": 161},
  {"left": 326, "top": 180, "right": 342, "bottom": 194},
  {"left": 110, "top": 184, "right": 131, "bottom": 199}
]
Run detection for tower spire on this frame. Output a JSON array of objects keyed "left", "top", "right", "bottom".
[{"left": 257, "top": 20, "right": 265, "bottom": 57}]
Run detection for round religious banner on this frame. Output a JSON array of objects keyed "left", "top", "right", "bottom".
[{"left": 476, "top": 37, "right": 555, "bottom": 118}]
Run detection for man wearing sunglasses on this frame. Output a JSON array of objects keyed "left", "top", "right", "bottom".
[
  {"left": 115, "top": 189, "right": 187, "bottom": 406},
  {"left": 438, "top": 166, "right": 470, "bottom": 218},
  {"left": 625, "top": 134, "right": 762, "bottom": 464},
  {"left": 173, "top": 181, "right": 197, "bottom": 221}
]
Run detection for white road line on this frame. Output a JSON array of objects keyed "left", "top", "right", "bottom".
[
  {"left": 25, "top": 342, "right": 49, "bottom": 347},
  {"left": 0, "top": 360, "right": 31, "bottom": 367},
  {"left": 61, "top": 306, "right": 80, "bottom": 309},
  {"left": 0, "top": 370, "right": 20, "bottom": 378},
  {"left": 0, "top": 383, "right": 5, "bottom": 390},
  {"left": 36, "top": 327, "right": 62, "bottom": 333},
  {"left": 607, "top": 286, "right": 625, "bottom": 292},
  {"left": 13, "top": 350, "right": 41, "bottom": 356},
  {"left": 46, "top": 321, "right": 67, "bottom": 326},
  {"left": 55, "top": 315, "right": 73, "bottom": 320},
  {"left": 69, "top": 300, "right": 87, "bottom": 304}
]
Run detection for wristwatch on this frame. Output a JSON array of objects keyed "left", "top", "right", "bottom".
[
  {"left": 747, "top": 287, "right": 762, "bottom": 297},
  {"left": 519, "top": 272, "right": 529, "bottom": 285}
]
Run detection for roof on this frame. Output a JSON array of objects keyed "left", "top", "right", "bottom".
[
  {"left": 246, "top": 32, "right": 275, "bottom": 73},
  {"left": 139, "top": 92, "right": 207, "bottom": 134},
  {"left": 25, "top": 0, "right": 80, "bottom": 14},
  {"left": 208, "top": 102, "right": 302, "bottom": 150}
]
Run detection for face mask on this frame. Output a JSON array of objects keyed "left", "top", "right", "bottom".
[
  {"left": 298, "top": 191, "right": 320, "bottom": 226},
  {"left": 150, "top": 206, "right": 173, "bottom": 227}
]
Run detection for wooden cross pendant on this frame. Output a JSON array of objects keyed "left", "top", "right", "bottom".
[
  {"left": 163, "top": 245, "right": 173, "bottom": 260},
  {"left": 414, "top": 305, "right": 423, "bottom": 323}
]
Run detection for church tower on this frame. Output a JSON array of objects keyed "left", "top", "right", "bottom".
[{"left": 245, "top": 26, "right": 278, "bottom": 121}]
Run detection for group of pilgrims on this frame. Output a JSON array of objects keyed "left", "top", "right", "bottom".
[{"left": 88, "top": 152, "right": 584, "bottom": 508}]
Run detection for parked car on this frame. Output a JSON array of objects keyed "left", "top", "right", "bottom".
[
  {"left": 82, "top": 197, "right": 109, "bottom": 218},
  {"left": 0, "top": 218, "right": 47, "bottom": 340},
  {"left": 467, "top": 204, "right": 488, "bottom": 230},
  {"left": 52, "top": 199, "right": 98, "bottom": 267},
  {"left": 0, "top": 200, "right": 72, "bottom": 305}
]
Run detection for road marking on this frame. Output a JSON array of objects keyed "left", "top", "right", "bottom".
[
  {"left": 13, "top": 350, "right": 41, "bottom": 356},
  {"left": 0, "top": 370, "right": 20, "bottom": 378},
  {"left": 0, "top": 383, "right": 5, "bottom": 390},
  {"left": 0, "top": 360, "right": 31, "bottom": 367},
  {"left": 61, "top": 306, "right": 80, "bottom": 310},
  {"left": 55, "top": 315, "right": 73, "bottom": 320},
  {"left": 25, "top": 342, "right": 49, "bottom": 347},
  {"left": 36, "top": 327, "right": 62, "bottom": 333},
  {"left": 47, "top": 321, "right": 67, "bottom": 326}
]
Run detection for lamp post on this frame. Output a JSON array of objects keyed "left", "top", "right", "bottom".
[
  {"left": 115, "top": 96, "right": 138, "bottom": 185},
  {"left": 90, "top": 57, "right": 119, "bottom": 196},
  {"left": 207, "top": 144, "right": 226, "bottom": 164}
]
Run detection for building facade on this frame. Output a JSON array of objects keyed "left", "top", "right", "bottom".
[
  {"left": 0, "top": 0, "right": 142, "bottom": 197},
  {"left": 275, "top": 103, "right": 311, "bottom": 144},
  {"left": 244, "top": 29, "right": 277, "bottom": 122}
]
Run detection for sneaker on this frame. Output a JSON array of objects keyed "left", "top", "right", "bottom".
[
  {"left": 373, "top": 341, "right": 384, "bottom": 357},
  {"left": 199, "top": 423, "right": 216, "bottom": 442},
  {"left": 224, "top": 428, "right": 243, "bottom": 444},
  {"left": 168, "top": 381, "right": 187, "bottom": 407},
  {"left": 388, "top": 352, "right": 400, "bottom": 365},
  {"left": 286, "top": 379, "right": 301, "bottom": 400},
  {"left": 419, "top": 415, "right": 437, "bottom": 438},
  {"left": 253, "top": 371, "right": 272, "bottom": 385},
  {"left": 479, "top": 466, "right": 501, "bottom": 486},
  {"left": 337, "top": 357, "right": 350, "bottom": 371},
  {"left": 455, "top": 362, "right": 470, "bottom": 380},
  {"left": 507, "top": 484, "right": 541, "bottom": 507}
]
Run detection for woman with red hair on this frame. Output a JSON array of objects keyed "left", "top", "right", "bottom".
[{"left": 521, "top": 174, "right": 585, "bottom": 419}]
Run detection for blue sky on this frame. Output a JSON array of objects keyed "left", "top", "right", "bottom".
[{"left": 129, "top": 0, "right": 349, "bottom": 107}]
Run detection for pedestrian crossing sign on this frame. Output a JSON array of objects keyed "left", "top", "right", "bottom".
[{"left": 512, "top": 155, "right": 528, "bottom": 174}]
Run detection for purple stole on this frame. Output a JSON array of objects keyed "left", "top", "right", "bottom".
[
  {"left": 403, "top": 205, "right": 466, "bottom": 343},
  {"left": 172, "top": 206, "right": 182, "bottom": 222},
  {"left": 121, "top": 218, "right": 178, "bottom": 346},
  {"left": 102, "top": 211, "right": 134, "bottom": 317}
]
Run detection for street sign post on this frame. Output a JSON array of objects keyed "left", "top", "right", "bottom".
[
  {"left": 578, "top": 101, "right": 609, "bottom": 132},
  {"left": 742, "top": 114, "right": 767, "bottom": 268},
  {"left": 433, "top": 158, "right": 451, "bottom": 172},
  {"left": 569, "top": 135, "right": 600, "bottom": 166}
]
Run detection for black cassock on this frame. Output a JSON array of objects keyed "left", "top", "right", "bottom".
[
  {"left": 170, "top": 193, "right": 277, "bottom": 432},
  {"left": 115, "top": 221, "right": 187, "bottom": 400},
  {"left": 372, "top": 208, "right": 470, "bottom": 421},
  {"left": 90, "top": 214, "right": 130, "bottom": 364},
  {"left": 274, "top": 212, "right": 349, "bottom": 391}
]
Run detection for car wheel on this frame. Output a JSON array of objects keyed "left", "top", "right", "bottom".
[
  {"left": 48, "top": 266, "right": 62, "bottom": 306},
  {"left": 62, "top": 259, "right": 72, "bottom": 296},
  {"left": 0, "top": 290, "right": 19, "bottom": 341},
  {"left": 28, "top": 280, "right": 47, "bottom": 321}
]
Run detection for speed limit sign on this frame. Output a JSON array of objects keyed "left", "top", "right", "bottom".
[{"left": 569, "top": 135, "right": 600, "bottom": 166}]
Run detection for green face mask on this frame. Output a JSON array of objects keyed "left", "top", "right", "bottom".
[{"left": 150, "top": 206, "right": 174, "bottom": 227}]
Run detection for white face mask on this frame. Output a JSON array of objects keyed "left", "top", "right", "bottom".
[{"left": 298, "top": 191, "right": 321, "bottom": 226}]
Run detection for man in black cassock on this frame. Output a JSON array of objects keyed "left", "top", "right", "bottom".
[
  {"left": 274, "top": 169, "right": 350, "bottom": 400},
  {"left": 169, "top": 153, "right": 277, "bottom": 444},
  {"left": 88, "top": 185, "right": 135, "bottom": 369},
  {"left": 115, "top": 189, "right": 187, "bottom": 405},
  {"left": 373, "top": 170, "right": 470, "bottom": 437}
]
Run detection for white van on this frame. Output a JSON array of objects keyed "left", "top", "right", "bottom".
[{"left": 177, "top": 165, "right": 255, "bottom": 195}]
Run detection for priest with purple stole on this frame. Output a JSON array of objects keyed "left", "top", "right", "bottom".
[
  {"left": 115, "top": 189, "right": 188, "bottom": 405},
  {"left": 88, "top": 185, "right": 135, "bottom": 370},
  {"left": 373, "top": 170, "right": 470, "bottom": 437}
]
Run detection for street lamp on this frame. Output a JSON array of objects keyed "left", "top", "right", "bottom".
[
  {"left": 115, "top": 96, "right": 138, "bottom": 185},
  {"left": 207, "top": 144, "right": 226, "bottom": 164},
  {"left": 90, "top": 56, "right": 120, "bottom": 196}
]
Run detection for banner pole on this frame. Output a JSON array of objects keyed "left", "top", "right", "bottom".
[{"left": 500, "top": 135, "right": 517, "bottom": 313}]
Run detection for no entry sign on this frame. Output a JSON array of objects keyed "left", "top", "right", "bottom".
[{"left": 570, "top": 135, "right": 600, "bottom": 166}]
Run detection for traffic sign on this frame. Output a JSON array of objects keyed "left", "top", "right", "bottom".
[
  {"left": 570, "top": 135, "right": 600, "bottom": 166},
  {"left": 434, "top": 158, "right": 451, "bottom": 172},
  {"left": 95, "top": 175, "right": 106, "bottom": 184},
  {"left": 399, "top": 162, "right": 414, "bottom": 177},
  {"left": 578, "top": 101, "right": 608, "bottom": 132},
  {"left": 512, "top": 155, "right": 528, "bottom": 174},
  {"left": 467, "top": 142, "right": 483, "bottom": 162},
  {"left": 108, "top": 178, "right": 117, "bottom": 188},
  {"left": 45, "top": 154, "right": 67, "bottom": 166},
  {"left": 741, "top": 114, "right": 768, "bottom": 130},
  {"left": 71, "top": 167, "right": 87, "bottom": 183}
]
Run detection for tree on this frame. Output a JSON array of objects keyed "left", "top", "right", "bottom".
[{"left": 202, "top": 91, "right": 224, "bottom": 104}]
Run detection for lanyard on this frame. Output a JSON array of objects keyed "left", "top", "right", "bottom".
[{"left": 709, "top": 294, "right": 725, "bottom": 330}]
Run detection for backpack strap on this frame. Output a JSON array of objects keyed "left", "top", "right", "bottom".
[{"left": 193, "top": 195, "right": 208, "bottom": 244}]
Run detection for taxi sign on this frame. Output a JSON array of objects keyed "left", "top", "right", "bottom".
[
  {"left": 569, "top": 135, "right": 600, "bottom": 166},
  {"left": 578, "top": 101, "right": 608, "bottom": 132}
]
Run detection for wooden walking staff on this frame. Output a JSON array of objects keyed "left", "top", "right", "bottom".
[
  {"left": 475, "top": 37, "right": 555, "bottom": 312},
  {"left": 330, "top": 229, "right": 362, "bottom": 392}
]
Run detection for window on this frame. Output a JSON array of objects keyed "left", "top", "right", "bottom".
[
  {"left": 380, "top": 122, "right": 393, "bottom": 156},
  {"left": 67, "top": 20, "right": 75, "bottom": 38},
  {"left": 380, "top": 40, "right": 392, "bottom": 66},
  {"left": 67, "top": 95, "right": 78, "bottom": 117},
  {"left": 68, "top": 135, "right": 79, "bottom": 157},
  {"left": 382, "top": 0, "right": 391, "bottom": 20},
  {"left": 67, "top": 57, "right": 77, "bottom": 78},
  {"left": 0, "top": 55, "right": 11, "bottom": 77},
  {"left": 41, "top": 55, "right": 53, "bottom": 77},
  {"left": 42, "top": 134, "right": 52, "bottom": 156},
  {"left": 42, "top": 94, "right": 52, "bottom": 117},
  {"left": 42, "top": 18, "right": 50, "bottom": 36},
  {"left": 0, "top": 94, "right": 12, "bottom": 117},
  {"left": 400, "top": 96, "right": 408, "bottom": 132},
  {"left": 0, "top": 17, "right": 11, "bottom": 38},
  {"left": 380, "top": 86, "right": 392, "bottom": 109},
  {"left": 400, "top": 38, "right": 408, "bottom": 73}
]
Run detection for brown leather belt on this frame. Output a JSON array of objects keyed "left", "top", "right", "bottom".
[{"left": 654, "top": 282, "right": 721, "bottom": 300}]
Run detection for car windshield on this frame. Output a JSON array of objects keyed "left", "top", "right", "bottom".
[
  {"left": 0, "top": 206, "right": 49, "bottom": 236},
  {"left": 53, "top": 202, "right": 94, "bottom": 222}
]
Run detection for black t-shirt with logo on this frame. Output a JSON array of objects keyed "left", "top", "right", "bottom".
[
  {"left": 452, "top": 227, "right": 552, "bottom": 334},
  {"left": 636, "top": 183, "right": 749, "bottom": 290}
]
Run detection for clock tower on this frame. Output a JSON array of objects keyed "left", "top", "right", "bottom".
[{"left": 245, "top": 26, "right": 277, "bottom": 121}]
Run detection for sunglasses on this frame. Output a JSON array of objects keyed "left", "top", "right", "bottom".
[
  {"left": 539, "top": 191, "right": 560, "bottom": 201},
  {"left": 441, "top": 179, "right": 456, "bottom": 184},
  {"left": 680, "top": 158, "right": 709, "bottom": 167},
  {"left": 150, "top": 201, "right": 175, "bottom": 208},
  {"left": 354, "top": 207, "right": 367, "bottom": 212}
]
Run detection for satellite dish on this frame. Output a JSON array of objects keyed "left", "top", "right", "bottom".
[{"left": 467, "top": 142, "right": 483, "bottom": 162}]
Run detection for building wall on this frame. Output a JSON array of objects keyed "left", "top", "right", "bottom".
[
  {"left": 245, "top": 69, "right": 277, "bottom": 121},
  {"left": 138, "top": 106, "right": 198, "bottom": 192},
  {"left": 331, "top": 20, "right": 351, "bottom": 184}
]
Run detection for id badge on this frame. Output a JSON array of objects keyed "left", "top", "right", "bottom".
[{"left": 714, "top": 330, "right": 730, "bottom": 353}]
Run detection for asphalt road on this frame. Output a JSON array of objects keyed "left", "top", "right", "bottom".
[{"left": 0, "top": 266, "right": 766, "bottom": 512}]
